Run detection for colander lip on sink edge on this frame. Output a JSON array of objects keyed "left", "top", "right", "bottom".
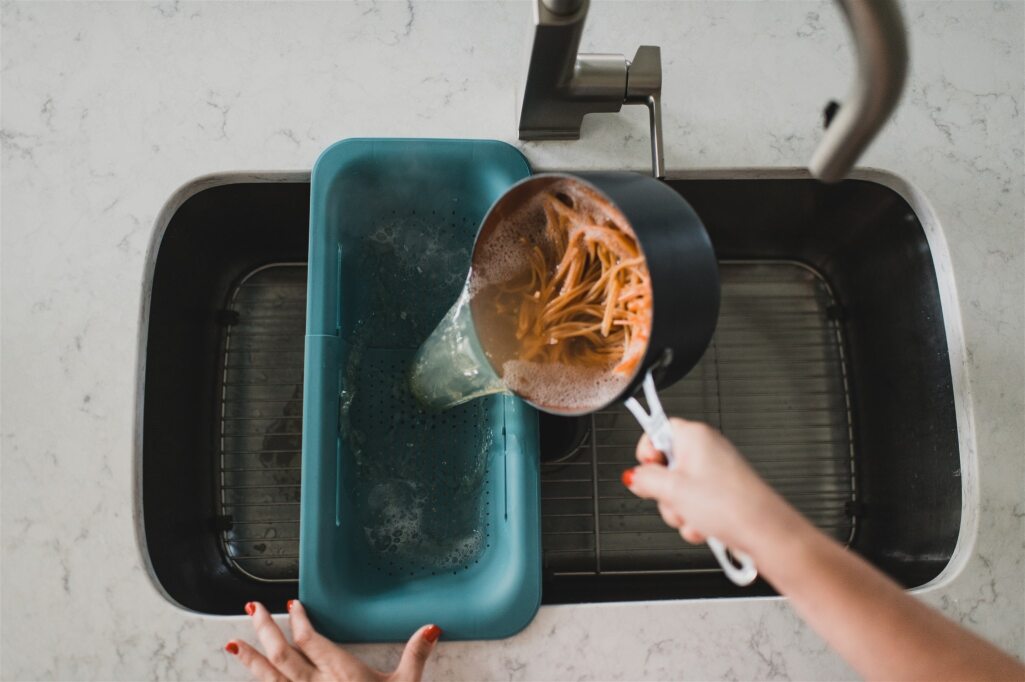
[{"left": 299, "top": 138, "right": 541, "bottom": 643}]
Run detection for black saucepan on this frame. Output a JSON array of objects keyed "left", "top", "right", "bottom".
[{"left": 470, "top": 171, "right": 720, "bottom": 415}]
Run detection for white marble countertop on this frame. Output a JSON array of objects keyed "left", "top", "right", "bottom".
[{"left": 2, "top": 1, "right": 1022, "bottom": 679}]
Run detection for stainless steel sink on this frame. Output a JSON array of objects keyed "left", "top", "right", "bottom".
[{"left": 139, "top": 173, "right": 961, "bottom": 613}]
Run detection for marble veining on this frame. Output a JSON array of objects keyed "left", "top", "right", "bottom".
[{"left": 2, "top": 1, "right": 1022, "bottom": 679}]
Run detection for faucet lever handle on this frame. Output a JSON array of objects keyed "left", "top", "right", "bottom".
[
  {"left": 626, "top": 46, "right": 665, "bottom": 179},
  {"left": 626, "top": 46, "right": 661, "bottom": 99}
]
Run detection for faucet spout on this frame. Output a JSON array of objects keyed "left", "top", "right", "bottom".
[{"left": 809, "top": 0, "right": 908, "bottom": 182}]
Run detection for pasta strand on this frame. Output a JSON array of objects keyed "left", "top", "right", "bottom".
[{"left": 494, "top": 190, "right": 652, "bottom": 375}]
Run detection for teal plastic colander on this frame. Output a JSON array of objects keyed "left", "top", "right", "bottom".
[{"left": 300, "top": 139, "right": 541, "bottom": 642}]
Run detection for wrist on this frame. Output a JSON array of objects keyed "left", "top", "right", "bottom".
[
  {"left": 741, "top": 491, "right": 818, "bottom": 566},
  {"left": 746, "top": 499, "right": 828, "bottom": 593}
]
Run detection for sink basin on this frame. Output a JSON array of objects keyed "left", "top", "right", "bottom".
[{"left": 139, "top": 172, "right": 961, "bottom": 614}]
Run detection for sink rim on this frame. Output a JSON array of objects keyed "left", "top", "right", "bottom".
[{"left": 133, "top": 166, "right": 975, "bottom": 614}]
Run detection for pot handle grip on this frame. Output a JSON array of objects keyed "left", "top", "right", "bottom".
[
  {"left": 707, "top": 537, "right": 758, "bottom": 587},
  {"left": 624, "top": 371, "right": 759, "bottom": 587}
]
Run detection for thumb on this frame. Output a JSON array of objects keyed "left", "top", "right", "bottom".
[
  {"left": 395, "top": 624, "right": 441, "bottom": 681},
  {"left": 623, "top": 463, "right": 680, "bottom": 503}
]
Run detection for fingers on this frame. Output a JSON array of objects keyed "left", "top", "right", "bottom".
[
  {"left": 657, "top": 501, "right": 683, "bottom": 529},
  {"left": 680, "top": 525, "right": 706, "bottom": 544},
  {"left": 627, "top": 465, "right": 705, "bottom": 544},
  {"left": 623, "top": 463, "right": 679, "bottom": 503},
  {"left": 247, "top": 601, "right": 316, "bottom": 681},
  {"left": 395, "top": 624, "right": 442, "bottom": 681},
  {"left": 287, "top": 599, "right": 360, "bottom": 672},
  {"left": 227, "top": 639, "right": 288, "bottom": 682},
  {"left": 635, "top": 433, "right": 667, "bottom": 465}
]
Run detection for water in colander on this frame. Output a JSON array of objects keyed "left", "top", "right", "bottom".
[{"left": 339, "top": 212, "right": 494, "bottom": 577}]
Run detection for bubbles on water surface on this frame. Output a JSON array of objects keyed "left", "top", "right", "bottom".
[
  {"left": 502, "top": 359, "right": 625, "bottom": 412},
  {"left": 360, "top": 478, "right": 485, "bottom": 572},
  {"left": 340, "top": 208, "right": 494, "bottom": 579}
]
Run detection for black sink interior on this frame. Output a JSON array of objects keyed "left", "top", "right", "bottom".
[{"left": 141, "top": 176, "right": 960, "bottom": 614}]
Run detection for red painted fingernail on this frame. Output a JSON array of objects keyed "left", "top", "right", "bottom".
[
  {"left": 225, "top": 641, "right": 239, "bottom": 655},
  {"left": 621, "top": 468, "right": 635, "bottom": 487},
  {"left": 287, "top": 599, "right": 296, "bottom": 612},
  {"left": 244, "top": 602, "right": 256, "bottom": 616},
  {"left": 424, "top": 624, "right": 442, "bottom": 643}
]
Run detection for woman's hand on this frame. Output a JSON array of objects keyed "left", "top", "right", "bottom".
[
  {"left": 622, "top": 418, "right": 805, "bottom": 558},
  {"left": 226, "top": 601, "right": 440, "bottom": 682},
  {"left": 623, "top": 419, "right": 1025, "bottom": 682}
]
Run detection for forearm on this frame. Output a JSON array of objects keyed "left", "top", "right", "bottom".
[{"left": 751, "top": 507, "right": 1023, "bottom": 681}]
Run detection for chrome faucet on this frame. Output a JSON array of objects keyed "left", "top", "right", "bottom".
[
  {"left": 810, "top": 0, "right": 908, "bottom": 181},
  {"left": 518, "top": 0, "right": 664, "bottom": 177},
  {"left": 518, "top": 0, "right": 908, "bottom": 183}
]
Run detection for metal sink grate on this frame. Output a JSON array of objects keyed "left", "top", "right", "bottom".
[
  {"left": 216, "top": 260, "right": 855, "bottom": 583},
  {"left": 218, "top": 264, "right": 306, "bottom": 583},
  {"left": 541, "top": 260, "right": 856, "bottom": 576}
]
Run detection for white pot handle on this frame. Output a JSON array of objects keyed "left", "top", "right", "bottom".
[
  {"left": 706, "top": 536, "right": 758, "bottom": 586},
  {"left": 624, "top": 370, "right": 759, "bottom": 587}
]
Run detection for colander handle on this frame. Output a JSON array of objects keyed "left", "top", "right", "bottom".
[{"left": 624, "top": 371, "right": 759, "bottom": 587}]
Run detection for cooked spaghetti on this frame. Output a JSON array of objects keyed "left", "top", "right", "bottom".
[{"left": 490, "top": 185, "right": 652, "bottom": 377}]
